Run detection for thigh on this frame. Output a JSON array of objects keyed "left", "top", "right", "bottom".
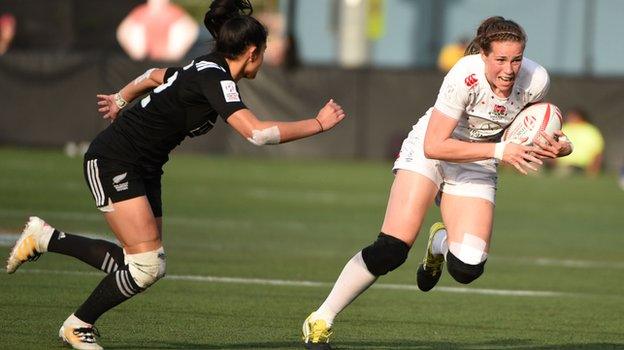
[
  {"left": 440, "top": 193, "right": 494, "bottom": 251},
  {"left": 380, "top": 170, "right": 439, "bottom": 246},
  {"left": 104, "top": 196, "right": 162, "bottom": 254}
]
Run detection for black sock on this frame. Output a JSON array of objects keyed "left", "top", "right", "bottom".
[
  {"left": 48, "top": 230, "right": 124, "bottom": 273},
  {"left": 74, "top": 265, "right": 143, "bottom": 324}
]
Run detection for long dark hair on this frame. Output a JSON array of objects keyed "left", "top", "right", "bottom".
[
  {"left": 464, "top": 16, "right": 527, "bottom": 56},
  {"left": 204, "top": 0, "right": 267, "bottom": 59}
]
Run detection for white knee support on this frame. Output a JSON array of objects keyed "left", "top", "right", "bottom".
[
  {"left": 448, "top": 233, "right": 488, "bottom": 265},
  {"left": 126, "top": 247, "right": 166, "bottom": 289}
]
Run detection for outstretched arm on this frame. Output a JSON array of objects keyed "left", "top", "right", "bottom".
[
  {"left": 226, "top": 99, "right": 346, "bottom": 145},
  {"left": 96, "top": 68, "right": 168, "bottom": 121}
]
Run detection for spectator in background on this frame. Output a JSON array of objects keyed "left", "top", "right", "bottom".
[
  {"left": 437, "top": 37, "right": 468, "bottom": 72},
  {"left": 255, "top": 10, "right": 299, "bottom": 69},
  {"left": 117, "top": 0, "right": 199, "bottom": 61},
  {"left": 556, "top": 107, "right": 604, "bottom": 177},
  {"left": 0, "top": 13, "right": 16, "bottom": 55}
]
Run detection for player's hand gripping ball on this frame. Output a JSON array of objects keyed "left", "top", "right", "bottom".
[{"left": 502, "top": 102, "right": 562, "bottom": 145}]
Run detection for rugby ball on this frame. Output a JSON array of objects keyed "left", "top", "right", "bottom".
[{"left": 502, "top": 102, "right": 563, "bottom": 145}]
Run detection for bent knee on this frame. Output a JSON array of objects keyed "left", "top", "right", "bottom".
[
  {"left": 446, "top": 251, "right": 486, "bottom": 284},
  {"left": 126, "top": 247, "right": 166, "bottom": 289},
  {"left": 361, "top": 233, "right": 410, "bottom": 276}
]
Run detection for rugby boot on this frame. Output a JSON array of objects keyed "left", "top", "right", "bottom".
[
  {"left": 302, "top": 313, "right": 333, "bottom": 350},
  {"left": 416, "top": 222, "right": 446, "bottom": 291},
  {"left": 59, "top": 323, "right": 103, "bottom": 350},
  {"left": 6, "top": 216, "right": 53, "bottom": 273}
]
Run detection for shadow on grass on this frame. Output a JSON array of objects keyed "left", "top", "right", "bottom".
[{"left": 105, "top": 339, "right": 624, "bottom": 350}]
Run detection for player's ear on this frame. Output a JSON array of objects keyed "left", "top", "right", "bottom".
[{"left": 248, "top": 45, "right": 258, "bottom": 62}]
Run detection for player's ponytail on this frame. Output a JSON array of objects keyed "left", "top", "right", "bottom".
[
  {"left": 464, "top": 16, "right": 526, "bottom": 56},
  {"left": 204, "top": 0, "right": 267, "bottom": 59}
]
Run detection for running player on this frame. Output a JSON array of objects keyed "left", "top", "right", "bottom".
[
  {"left": 5, "top": 1, "right": 345, "bottom": 349},
  {"left": 302, "top": 16, "right": 572, "bottom": 349}
]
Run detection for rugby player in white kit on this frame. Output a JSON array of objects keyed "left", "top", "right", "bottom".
[{"left": 302, "top": 16, "right": 573, "bottom": 349}]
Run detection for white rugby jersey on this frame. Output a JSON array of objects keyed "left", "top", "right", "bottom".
[{"left": 420, "top": 54, "right": 549, "bottom": 142}]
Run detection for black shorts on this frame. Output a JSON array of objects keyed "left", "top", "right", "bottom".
[{"left": 83, "top": 154, "right": 163, "bottom": 217}]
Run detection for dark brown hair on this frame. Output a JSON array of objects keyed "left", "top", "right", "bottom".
[
  {"left": 464, "top": 16, "right": 527, "bottom": 56},
  {"left": 204, "top": 0, "right": 267, "bottom": 59}
]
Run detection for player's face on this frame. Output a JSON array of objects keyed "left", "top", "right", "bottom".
[
  {"left": 244, "top": 44, "right": 266, "bottom": 79},
  {"left": 482, "top": 41, "right": 524, "bottom": 97}
]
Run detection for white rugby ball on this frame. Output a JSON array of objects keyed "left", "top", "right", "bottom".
[{"left": 502, "top": 102, "right": 563, "bottom": 145}]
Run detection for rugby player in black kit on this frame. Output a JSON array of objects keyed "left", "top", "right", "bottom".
[{"left": 5, "top": 1, "right": 345, "bottom": 349}]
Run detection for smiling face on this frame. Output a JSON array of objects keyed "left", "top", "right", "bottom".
[{"left": 481, "top": 41, "right": 524, "bottom": 97}]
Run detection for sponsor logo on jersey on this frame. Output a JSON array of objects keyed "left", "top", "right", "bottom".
[
  {"left": 468, "top": 116, "right": 503, "bottom": 139},
  {"left": 196, "top": 61, "right": 226, "bottom": 72},
  {"left": 112, "top": 172, "right": 129, "bottom": 192},
  {"left": 220, "top": 80, "right": 241, "bottom": 102},
  {"left": 464, "top": 74, "right": 478, "bottom": 88}
]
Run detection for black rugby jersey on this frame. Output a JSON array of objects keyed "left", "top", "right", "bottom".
[{"left": 88, "top": 52, "right": 246, "bottom": 171}]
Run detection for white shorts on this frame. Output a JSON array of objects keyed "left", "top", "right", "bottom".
[{"left": 393, "top": 121, "right": 498, "bottom": 204}]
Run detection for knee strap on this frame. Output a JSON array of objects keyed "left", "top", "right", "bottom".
[
  {"left": 361, "top": 233, "right": 410, "bottom": 276},
  {"left": 446, "top": 251, "right": 486, "bottom": 284},
  {"left": 126, "top": 247, "right": 166, "bottom": 289}
]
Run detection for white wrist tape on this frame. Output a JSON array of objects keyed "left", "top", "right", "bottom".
[
  {"left": 114, "top": 92, "right": 128, "bottom": 109},
  {"left": 247, "top": 126, "right": 281, "bottom": 146},
  {"left": 494, "top": 141, "right": 508, "bottom": 161}
]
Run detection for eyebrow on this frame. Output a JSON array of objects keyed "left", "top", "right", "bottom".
[{"left": 495, "top": 55, "right": 523, "bottom": 59}]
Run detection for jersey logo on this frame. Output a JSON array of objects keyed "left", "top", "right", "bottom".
[
  {"left": 490, "top": 104, "right": 507, "bottom": 119},
  {"left": 112, "top": 172, "right": 127, "bottom": 184},
  {"left": 220, "top": 80, "right": 240, "bottom": 102},
  {"left": 464, "top": 74, "right": 478, "bottom": 88},
  {"left": 196, "top": 61, "right": 226, "bottom": 72},
  {"left": 112, "top": 172, "right": 129, "bottom": 192}
]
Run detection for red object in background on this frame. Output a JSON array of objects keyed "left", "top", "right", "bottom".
[
  {"left": 126, "top": 4, "right": 185, "bottom": 60},
  {"left": 0, "top": 13, "right": 16, "bottom": 54}
]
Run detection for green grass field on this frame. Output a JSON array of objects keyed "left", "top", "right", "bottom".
[{"left": 1, "top": 147, "right": 623, "bottom": 349}]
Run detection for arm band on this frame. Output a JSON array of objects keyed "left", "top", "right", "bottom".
[
  {"left": 315, "top": 118, "right": 324, "bottom": 132},
  {"left": 494, "top": 141, "right": 508, "bottom": 161}
]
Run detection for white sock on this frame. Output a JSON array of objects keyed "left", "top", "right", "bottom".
[
  {"left": 63, "top": 313, "right": 91, "bottom": 327},
  {"left": 38, "top": 224, "right": 55, "bottom": 252},
  {"left": 431, "top": 229, "right": 448, "bottom": 256},
  {"left": 312, "top": 251, "right": 377, "bottom": 326}
]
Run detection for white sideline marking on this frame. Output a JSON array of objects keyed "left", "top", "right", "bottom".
[{"left": 18, "top": 268, "right": 571, "bottom": 298}]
